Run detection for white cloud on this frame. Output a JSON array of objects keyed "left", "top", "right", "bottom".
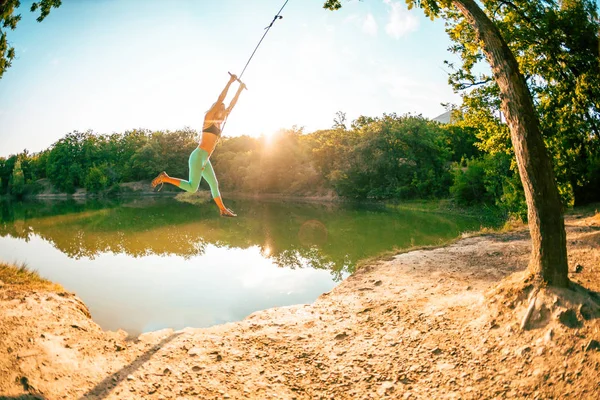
[
  {"left": 362, "top": 13, "right": 378, "bottom": 37},
  {"left": 344, "top": 12, "right": 378, "bottom": 37},
  {"left": 343, "top": 14, "right": 359, "bottom": 24},
  {"left": 384, "top": 0, "right": 419, "bottom": 39}
]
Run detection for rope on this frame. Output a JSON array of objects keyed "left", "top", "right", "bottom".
[
  {"left": 221, "top": 0, "right": 291, "bottom": 134},
  {"left": 238, "top": 0, "right": 291, "bottom": 81}
]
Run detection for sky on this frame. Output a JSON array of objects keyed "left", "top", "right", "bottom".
[{"left": 0, "top": 0, "right": 461, "bottom": 157}]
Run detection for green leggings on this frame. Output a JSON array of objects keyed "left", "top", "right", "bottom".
[{"left": 178, "top": 147, "right": 221, "bottom": 198}]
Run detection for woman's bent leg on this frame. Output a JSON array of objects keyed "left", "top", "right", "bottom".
[{"left": 171, "top": 147, "right": 209, "bottom": 193}]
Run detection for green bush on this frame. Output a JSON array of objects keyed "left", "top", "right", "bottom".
[
  {"left": 450, "top": 154, "right": 527, "bottom": 219},
  {"left": 8, "top": 160, "right": 25, "bottom": 198},
  {"left": 84, "top": 166, "right": 109, "bottom": 193},
  {"left": 450, "top": 159, "right": 488, "bottom": 206}
]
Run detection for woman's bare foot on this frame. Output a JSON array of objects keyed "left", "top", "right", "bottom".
[
  {"left": 220, "top": 207, "right": 237, "bottom": 217},
  {"left": 151, "top": 171, "right": 168, "bottom": 191}
]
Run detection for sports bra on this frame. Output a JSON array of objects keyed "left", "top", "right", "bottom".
[{"left": 203, "top": 124, "right": 221, "bottom": 136}]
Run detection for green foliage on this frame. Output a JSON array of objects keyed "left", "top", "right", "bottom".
[
  {"left": 450, "top": 158, "right": 488, "bottom": 206},
  {"left": 348, "top": 114, "right": 451, "bottom": 199},
  {"left": 332, "top": 111, "right": 347, "bottom": 130},
  {"left": 84, "top": 165, "right": 109, "bottom": 193},
  {"left": 0, "top": 155, "right": 16, "bottom": 195},
  {"left": 445, "top": 0, "right": 600, "bottom": 206},
  {"left": 322, "top": 0, "right": 342, "bottom": 10},
  {"left": 212, "top": 128, "right": 323, "bottom": 195},
  {"left": 130, "top": 129, "right": 198, "bottom": 180},
  {"left": 439, "top": 122, "right": 481, "bottom": 162},
  {"left": 0, "top": 0, "right": 61, "bottom": 79},
  {"left": 0, "top": 129, "right": 196, "bottom": 197},
  {"left": 450, "top": 153, "right": 527, "bottom": 219},
  {"left": 40, "top": 129, "right": 198, "bottom": 194},
  {"left": 324, "top": 0, "right": 599, "bottom": 219},
  {"left": 30, "top": 0, "right": 62, "bottom": 22},
  {"left": 8, "top": 159, "right": 25, "bottom": 197},
  {"left": 45, "top": 131, "right": 86, "bottom": 193},
  {"left": 0, "top": 114, "right": 492, "bottom": 201},
  {"left": 304, "top": 114, "right": 456, "bottom": 200}
]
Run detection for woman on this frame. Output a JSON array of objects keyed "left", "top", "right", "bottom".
[{"left": 151, "top": 73, "right": 245, "bottom": 217}]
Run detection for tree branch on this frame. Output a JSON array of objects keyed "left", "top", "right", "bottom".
[
  {"left": 457, "top": 78, "right": 493, "bottom": 90},
  {"left": 498, "top": 0, "right": 534, "bottom": 26}
]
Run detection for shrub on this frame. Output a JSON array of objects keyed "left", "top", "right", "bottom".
[
  {"left": 84, "top": 166, "right": 109, "bottom": 193},
  {"left": 8, "top": 160, "right": 25, "bottom": 198},
  {"left": 450, "top": 159, "right": 488, "bottom": 206},
  {"left": 450, "top": 154, "right": 527, "bottom": 219}
]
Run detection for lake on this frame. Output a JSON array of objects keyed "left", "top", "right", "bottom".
[{"left": 0, "top": 197, "right": 497, "bottom": 335}]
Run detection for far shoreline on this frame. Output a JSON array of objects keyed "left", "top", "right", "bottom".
[{"left": 1, "top": 179, "right": 504, "bottom": 218}]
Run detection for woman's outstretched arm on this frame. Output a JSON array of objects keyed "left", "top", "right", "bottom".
[
  {"left": 217, "top": 74, "right": 238, "bottom": 103},
  {"left": 226, "top": 82, "right": 246, "bottom": 114}
]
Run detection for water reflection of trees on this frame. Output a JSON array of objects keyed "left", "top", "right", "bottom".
[{"left": 0, "top": 198, "right": 490, "bottom": 280}]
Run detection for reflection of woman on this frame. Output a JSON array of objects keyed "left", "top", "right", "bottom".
[{"left": 151, "top": 74, "right": 245, "bottom": 217}]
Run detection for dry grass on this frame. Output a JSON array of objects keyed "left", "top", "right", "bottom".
[
  {"left": 0, "top": 262, "right": 63, "bottom": 291},
  {"left": 590, "top": 210, "right": 600, "bottom": 225},
  {"left": 460, "top": 216, "right": 527, "bottom": 238},
  {"left": 174, "top": 191, "right": 212, "bottom": 205}
]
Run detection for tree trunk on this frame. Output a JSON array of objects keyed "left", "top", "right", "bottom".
[{"left": 453, "top": 0, "right": 569, "bottom": 287}]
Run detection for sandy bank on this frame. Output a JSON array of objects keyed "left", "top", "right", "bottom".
[{"left": 1, "top": 212, "right": 599, "bottom": 399}]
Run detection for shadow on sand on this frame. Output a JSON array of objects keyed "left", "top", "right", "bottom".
[{"left": 79, "top": 332, "right": 183, "bottom": 399}]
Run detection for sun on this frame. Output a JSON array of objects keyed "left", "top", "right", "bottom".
[{"left": 260, "top": 131, "right": 278, "bottom": 150}]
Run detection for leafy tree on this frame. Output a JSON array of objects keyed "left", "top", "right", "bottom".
[
  {"left": 451, "top": 158, "right": 488, "bottom": 206},
  {"left": 0, "top": 158, "right": 5, "bottom": 195},
  {"left": 446, "top": 0, "right": 600, "bottom": 206},
  {"left": 210, "top": 129, "right": 324, "bottom": 196},
  {"left": 304, "top": 127, "right": 361, "bottom": 188},
  {"left": 46, "top": 131, "right": 88, "bottom": 193},
  {"left": 450, "top": 153, "right": 526, "bottom": 218},
  {"left": 8, "top": 159, "right": 25, "bottom": 197},
  {"left": 0, "top": 155, "right": 17, "bottom": 195},
  {"left": 332, "top": 111, "right": 348, "bottom": 130},
  {"left": 84, "top": 165, "right": 109, "bottom": 193},
  {"left": 347, "top": 115, "right": 451, "bottom": 199},
  {"left": 305, "top": 114, "right": 454, "bottom": 199},
  {"left": 324, "top": 0, "right": 569, "bottom": 287},
  {"left": 129, "top": 129, "right": 197, "bottom": 180},
  {"left": 117, "top": 130, "right": 150, "bottom": 181},
  {"left": 1, "top": 0, "right": 61, "bottom": 79},
  {"left": 440, "top": 123, "right": 481, "bottom": 162}
]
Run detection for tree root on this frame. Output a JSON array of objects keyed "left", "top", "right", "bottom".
[{"left": 485, "top": 271, "right": 600, "bottom": 332}]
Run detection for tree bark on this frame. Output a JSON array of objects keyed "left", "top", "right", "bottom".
[{"left": 453, "top": 0, "right": 569, "bottom": 286}]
